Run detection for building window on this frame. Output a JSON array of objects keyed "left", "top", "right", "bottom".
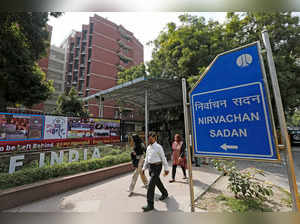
[
  {"left": 88, "top": 48, "right": 92, "bottom": 60},
  {"left": 81, "top": 42, "right": 86, "bottom": 52},
  {"left": 70, "top": 43, "right": 74, "bottom": 52},
  {"left": 86, "top": 76, "right": 90, "bottom": 88},
  {"left": 68, "top": 64, "right": 73, "bottom": 72},
  {"left": 79, "top": 69, "right": 84, "bottom": 79},
  {"left": 88, "top": 36, "right": 93, "bottom": 47},
  {"left": 78, "top": 80, "right": 84, "bottom": 91},
  {"left": 89, "top": 23, "right": 94, "bottom": 33},
  {"left": 123, "top": 48, "right": 129, "bottom": 55},
  {"left": 87, "top": 62, "right": 91, "bottom": 74},
  {"left": 74, "top": 61, "right": 79, "bottom": 68},
  {"left": 81, "top": 55, "right": 86, "bottom": 65},
  {"left": 76, "top": 37, "right": 80, "bottom": 46},
  {"left": 75, "top": 48, "right": 79, "bottom": 57},
  {"left": 82, "top": 30, "right": 87, "bottom": 40}
]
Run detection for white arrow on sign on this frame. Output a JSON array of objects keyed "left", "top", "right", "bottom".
[{"left": 220, "top": 143, "right": 239, "bottom": 151}]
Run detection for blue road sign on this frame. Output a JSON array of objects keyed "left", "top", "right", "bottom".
[{"left": 190, "top": 42, "right": 279, "bottom": 161}]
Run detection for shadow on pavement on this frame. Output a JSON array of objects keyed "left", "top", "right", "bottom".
[{"left": 158, "top": 195, "right": 184, "bottom": 212}]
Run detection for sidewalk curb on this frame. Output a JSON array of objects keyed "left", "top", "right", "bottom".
[
  {"left": 194, "top": 171, "right": 224, "bottom": 202},
  {"left": 185, "top": 170, "right": 224, "bottom": 212}
]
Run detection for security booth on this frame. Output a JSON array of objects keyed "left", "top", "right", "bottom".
[{"left": 82, "top": 76, "right": 183, "bottom": 158}]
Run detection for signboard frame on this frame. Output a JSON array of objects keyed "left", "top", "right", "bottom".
[{"left": 189, "top": 41, "right": 280, "bottom": 162}]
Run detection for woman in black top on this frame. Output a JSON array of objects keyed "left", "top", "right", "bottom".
[{"left": 128, "top": 134, "right": 148, "bottom": 196}]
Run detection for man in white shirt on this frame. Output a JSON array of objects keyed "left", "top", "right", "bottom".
[{"left": 141, "top": 132, "right": 169, "bottom": 212}]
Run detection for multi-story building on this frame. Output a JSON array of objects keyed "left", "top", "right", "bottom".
[
  {"left": 62, "top": 14, "right": 144, "bottom": 118},
  {"left": 43, "top": 45, "right": 66, "bottom": 112},
  {"left": 29, "top": 43, "right": 65, "bottom": 114}
]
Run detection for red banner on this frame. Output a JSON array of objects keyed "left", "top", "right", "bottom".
[{"left": 0, "top": 136, "right": 121, "bottom": 153}]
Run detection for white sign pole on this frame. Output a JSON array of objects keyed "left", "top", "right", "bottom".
[
  {"left": 261, "top": 29, "right": 300, "bottom": 211},
  {"left": 182, "top": 78, "right": 195, "bottom": 212}
]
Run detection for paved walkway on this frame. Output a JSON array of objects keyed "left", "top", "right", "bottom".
[{"left": 7, "top": 162, "right": 221, "bottom": 212}]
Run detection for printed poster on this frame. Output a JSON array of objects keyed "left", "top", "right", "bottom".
[
  {"left": 0, "top": 113, "right": 43, "bottom": 141},
  {"left": 92, "top": 118, "right": 120, "bottom": 137},
  {"left": 44, "top": 116, "right": 68, "bottom": 139},
  {"left": 67, "top": 117, "right": 93, "bottom": 138}
]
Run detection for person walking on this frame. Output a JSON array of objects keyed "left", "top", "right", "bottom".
[
  {"left": 169, "top": 134, "right": 187, "bottom": 183},
  {"left": 128, "top": 134, "right": 148, "bottom": 197},
  {"left": 142, "top": 132, "right": 169, "bottom": 212}
]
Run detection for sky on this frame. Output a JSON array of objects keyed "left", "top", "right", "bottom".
[{"left": 48, "top": 12, "right": 227, "bottom": 63}]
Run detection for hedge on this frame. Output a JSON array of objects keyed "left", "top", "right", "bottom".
[{"left": 0, "top": 152, "right": 131, "bottom": 190}]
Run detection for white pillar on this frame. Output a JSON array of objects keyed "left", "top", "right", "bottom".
[{"left": 145, "top": 89, "right": 149, "bottom": 146}]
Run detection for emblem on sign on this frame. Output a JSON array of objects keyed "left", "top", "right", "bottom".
[{"left": 236, "top": 54, "right": 253, "bottom": 67}]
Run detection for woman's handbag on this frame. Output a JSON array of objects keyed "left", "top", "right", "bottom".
[
  {"left": 130, "top": 152, "right": 139, "bottom": 168},
  {"left": 178, "top": 157, "right": 185, "bottom": 167}
]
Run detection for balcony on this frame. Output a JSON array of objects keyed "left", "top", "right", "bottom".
[
  {"left": 81, "top": 51, "right": 86, "bottom": 55},
  {"left": 118, "top": 53, "right": 133, "bottom": 63},
  {"left": 117, "top": 65, "right": 125, "bottom": 71},
  {"left": 72, "top": 81, "right": 77, "bottom": 85},
  {"left": 79, "top": 76, "right": 85, "bottom": 81},
  {"left": 118, "top": 40, "right": 132, "bottom": 50},
  {"left": 80, "top": 64, "right": 85, "bottom": 68}
]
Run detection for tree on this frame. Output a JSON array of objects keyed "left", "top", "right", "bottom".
[
  {"left": 55, "top": 87, "right": 89, "bottom": 118},
  {"left": 224, "top": 12, "right": 300, "bottom": 115},
  {"left": 147, "top": 12, "right": 300, "bottom": 114},
  {"left": 0, "top": 12, "right": 62, "bottom": 112},
  {"left": 117, "top": 63, "right": 146, "bottom": 84},
  {"left": 148, "top": 14, "right": 229, "bottom": 83},
  {"left": 291, "top": 110, "right": 300, "bottom": 126}
]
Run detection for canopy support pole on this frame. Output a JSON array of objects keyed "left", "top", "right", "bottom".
[{"left": 145, "top": 89, "right": 149, "bottom": 146}]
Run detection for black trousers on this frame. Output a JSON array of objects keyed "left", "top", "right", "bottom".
[
  {"left": 147, "top": 164, "right": 168, "bottom": 207},
  {"left": 172, "top": 165, "right": 186, "bottom": 180}
]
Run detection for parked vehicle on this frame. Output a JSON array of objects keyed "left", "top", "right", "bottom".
[{"left": 288, "top": 127, "right": 300, "bottom": 145}]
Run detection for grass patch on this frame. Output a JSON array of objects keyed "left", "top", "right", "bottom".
[
  {"left": 216, "top": 194, "right": 273, "bottom": 212},
  {"left": 277, "top": 186, "right": 300, "bottom": 208}
]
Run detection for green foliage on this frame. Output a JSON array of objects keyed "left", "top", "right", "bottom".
[
  {"left": 212, "top": 160, "right": 273, "bottom": 202},
  {"left": 148, "top": 14, "right": 230, "bottom": 82},
  {"left": 291, "top": 110, "right": 300, "bottom": 126},
  {"left": 216, "top": 194, "right": 272, "bottom": 212},
  {"left": 147, "top": 12, "right": 300, "bottom": 113},
  {"left": 55, "top": 87, "right": 89, "bottom": 117},
  {"left": 117, "top": 63, "right": 146, "bottom": 84},
  {"left": 225, "top": 12, "right": 300, "bottom": 114},
  {"left": 0, "top": 151, "right": 130, "bottom": 190},
  {"left": 0, "top": 12, "right": 62, "bottom": 111},
  {"left": 277, "top": 186, "right": 300, "bottom": 208}
]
